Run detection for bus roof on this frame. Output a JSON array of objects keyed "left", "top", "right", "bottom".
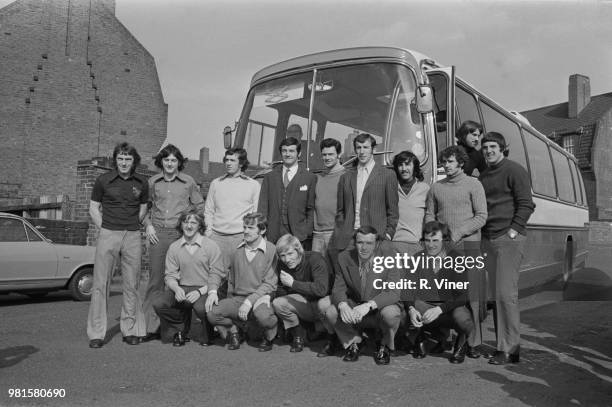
[{"left": 251, "top": 46, "right": 439, "bottom": 85}]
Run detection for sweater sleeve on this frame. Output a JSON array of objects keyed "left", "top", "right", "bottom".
[
  {"left": 510, "top": 164, "right": 535, "bottom": 234},
  {"left": 290, "top": 253, "right": 330, "bottom": 298},
  {"left": 424, "top": 186, "right": 437, "bottom": 224},
  {"left": 457, "top": 180, "right": 488, "bottom": 239}
]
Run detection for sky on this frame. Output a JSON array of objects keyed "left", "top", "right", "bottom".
[{"left": 4, "top": 0, "right": 612, "bottom": 161}]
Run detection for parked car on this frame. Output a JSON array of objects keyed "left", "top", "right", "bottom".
[{"left": 0, "top": 212, "right": 95, "bottom": 301}]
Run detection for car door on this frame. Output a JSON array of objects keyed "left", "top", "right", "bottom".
[{"left": 0, "top": 216, "right": 58, "bottom": 286}]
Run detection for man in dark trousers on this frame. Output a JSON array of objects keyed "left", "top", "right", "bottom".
[
  {"left": 479, "top": 132, "right": 535, "bottom": 365},
  {"left": 258, "top": 136, "right": 317, "bottom": 249}
]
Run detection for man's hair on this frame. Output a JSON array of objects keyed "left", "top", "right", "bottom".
[
  {"left": 392, "top": 150, "right": 424, "bottom": 181},
  {"left": 354, "top": 225, "right": 380, "bottom": 240},
  {"left": 275, "top": 234, "right": 304, "bottom": 258},
  {"left": 278, "top": 136, "right": 301, "bottom": 154},
  {"left": 352, "top": 133, "right": 377, "bottom": 150},
  {"left": 481, "top": 131, "right": 507, "bottom": 153},
  {"left": 176, "top": 209, "right": 206, "bottom": 235},
  {"left": 112, "top": 142, "right": 141, "bottom": 174},
  {"left": 456, "top": 120, "right": 483, "bottom": 146},
  {"left": 421, "top": 221, "right": 451, "bottom": 241},
  {"left": 243, "top": 212, "right": 267, "bottom": 233},
  {"left": 224, "top": 148, "right": 250, "bottom": 172},
  {"left": 286, "top": 124, "right": 303, "bottom": 137},
  {"left": 319, "top": 138, "right": 341, "bottom": 155},
  {"left": 439, "top": 145, "right": 469, "bottom": 167},
  {"left": 154, "top": 144, "right": 186, "bottom": 172}
]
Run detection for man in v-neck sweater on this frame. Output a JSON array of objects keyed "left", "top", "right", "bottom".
[{"left": 206, "top": 213, "right": 279, "bottom": 351}]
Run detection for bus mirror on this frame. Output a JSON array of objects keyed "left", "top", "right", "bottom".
[
  {"left": 223, "top": 126, "right": 233, "bottom": 149},
  {"left": 416, "top": 85, "right": 433, "bottom": 113}
]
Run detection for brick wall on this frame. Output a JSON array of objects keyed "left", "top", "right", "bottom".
[
  {"left": 0, "top": 0, "right": 167, "bottom": 205},
  {"left": 28, "top": 218, "right": 89, "bottom": 245},
  {"left": 592, "top": 110, "right": 612, "bottom": 221}
]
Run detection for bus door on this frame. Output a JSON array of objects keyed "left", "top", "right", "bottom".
[{"left": 425, "top": 68, "right": 455, "bottom": 181}]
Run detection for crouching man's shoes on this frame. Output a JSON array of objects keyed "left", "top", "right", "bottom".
[
  {"left": 488, "top": 350, "right": 520, "bottom": 365},
  {"left": 449, "top": 343, "right": 467, "bottom": 364},
  {"left": 413, "top": 340, "right": 427, "bottom": 359},
  {"left": 142, "top": 332, "right": 161, "bottom": 342},
  {"left": 173, "top": 332, "right": 186, "bottom": 347},
  {"left": 258, "top": 338, "right": 273, "bottom": 352},
  {"left": 342, "top": 343, "right": 360, "bottom": 362},
  {"left": 89, "top": 339, "right": 104, "bottom": 348},
  {"left": 374, "top": 345, "right": 391, "bottom": 365},
  {"left": 290, "top": 336, "right": 304, "bottom": 353},
  {"left": 317, "top": 336, "right": 339, "bottom": 357},
  {"left": 227, "top": 332, "right": 241, "bottom": 350},
  {"left": 466, "top": 345, "right": 481, "bottom": 359},
  {"left": 123, "top": 335, "right": 140, "bottom": 345}
]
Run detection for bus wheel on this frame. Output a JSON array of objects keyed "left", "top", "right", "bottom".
[{"left": 562, "top": 240, "right": 574, "bottom": 288}]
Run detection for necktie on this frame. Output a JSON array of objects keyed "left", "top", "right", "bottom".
[
  {"left": 360, "top": 261, "right": 369, "bottom": 298},
  {"left": 283, "top": 169, "right": 290, "bottom": 188}
]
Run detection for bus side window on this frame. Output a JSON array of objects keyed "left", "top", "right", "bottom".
[
  {"left": 551, "top": 149, "right": 576, "bottom": 202},
  {"left": 455, "top": 85, "right": 482, "bottom": 133},
  {"left": 427, "top": 73, "right": 449, "bottom": 156},
  {"left": 569, "top": 160, "right": 584, "bottom": 205},
  {"left": 524, "top": 131, "right": 556, "bottom": 197},
  {"left": 480, "top": 101, "right": 528, "bottom": 170}
]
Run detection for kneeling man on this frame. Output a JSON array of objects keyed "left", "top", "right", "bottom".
[
  {"left": 152, "top": 210, "right": 223, "bottom": 346},
  {"left": 206, "top": 213, "right": 279, "bottom": 351},
  {"left": 406, "top": 221, "right": 475, "bottom": 363},
  {"left": 272, "top": 234, "right": 331, "bottom": 352},
  {"left": 324, "top": 226, "right": 401, "bottom": 364}
]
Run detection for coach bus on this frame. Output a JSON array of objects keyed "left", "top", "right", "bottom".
[{"left": 222, "top": 47, "right": 588, "bottom": 290}]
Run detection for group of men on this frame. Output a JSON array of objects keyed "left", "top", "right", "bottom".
[{"left": 86, "top": 122, "right": 534, "bottom": 367}]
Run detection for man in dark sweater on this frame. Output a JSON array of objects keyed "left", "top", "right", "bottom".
[
  {"left": 272, "top": 234, "right": 331, "bottom": 352},
  {"left": 479, "top": 132, "right": 535, "bottom": 365},
  {"left": 456, "top": 120, "right": 487, "bottom": 177}
]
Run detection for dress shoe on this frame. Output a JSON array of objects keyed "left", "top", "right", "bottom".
[
  {"left": 449, "top": 333, "right": 467, "bottom": 364},
  {"left": 488, "top": 350, "right": 520, "bottom": 365},
  {"left": 317, "top": 337, "right": 339, "bottom": 357},
  {"left": 173, "top": 332, "right": 186, "bottom": 347},
  {"left": 141, "top": 332, "right": 161, "bottom": 342},
  {"left": 374, "top": 345, "right": 391, "bottom": 365},
  {"left": 258, "top": 338, "right": 273, "bottom": 352},
  {"left": 290, "top": 336, "right": 304, "bottom": 353},
  {"left": 342, "top": 343, "right": 360, "bottom": 362},
  {"left": 123, "top": 335, "right": 140, "bottom": 345},
  {"left": 227, "top": 332, "right": 241, "bottom": 350},
  {"left": 413, "top": 341, "right": 427, "bottom": 359},
  {"left": 466, "top": 345, "right": 481, "bottom": 359},
  {"left": 89, "top": 339, "right": 104, "bottom": 349}
]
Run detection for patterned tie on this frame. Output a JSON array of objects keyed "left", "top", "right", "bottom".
[
  {"left": 283, "top": 168, "right": 290, "bottom": 188},
  {"left": 360, "top": 261, "right": 369, "bottom": 299}
]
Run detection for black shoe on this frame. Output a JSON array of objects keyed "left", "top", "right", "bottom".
[
  {"left": 374, "top": 345, "right": 391, "bottom": 365},
  {"left": 141, "top": 332, "right": 161, "bottom": 342},
  {"left": 413, "top": 341, "right": 427, "bottom": 359},
  {"left": 449, "top": 333, "right": 467, "bottom": 364},
  {"left": 317, "top": 337, "right": 339, "bottom": 357},
  {"left": 227, "top": 332, "right": 241, "bottom": 350},
  {"left": 89, "top": 339, "right": 104, "bottom": 348},
  {"left": 489, "top": 350, "right": 520, "bottom": 365},
  {"left": 123, "top": 335, "right": 140, "bottom": 345},
  {"left": 342, "top": 343, "right": 360, "bottom": 362},
  {"left": 466, "top": 345, "right": 481, "bottom": 359},
  {"left": 290, "top": 336, "right": 304, "bottom": 353},
  {"left": 258, "top": 338, "right": 273, "bottom": 352},
  {"left": 172, "top": 332, "right": 186, "bottom": 347}
]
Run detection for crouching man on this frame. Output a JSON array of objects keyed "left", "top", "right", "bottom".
[
  {"left": 152, "top": 210, "right": 223, "bottom": 346},
  {"left": 406, "top": 221, "right": 475, "bottom": 364},
  {"left": 272, "top": 234, "right": 331, "bottom": 353},
  {"left": 206, "top": 213, "right": 279, "bottom": 351},
  {"left": 323, "top": 226, "right": 401, "bottom": 364}
]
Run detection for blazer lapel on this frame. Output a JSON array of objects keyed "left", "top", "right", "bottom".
[
  {"left": 347, "top": 249, "right": 363, "bottom": 299},
  {"left": 362, "top": 163, "right": 381, "bottom": 194}
]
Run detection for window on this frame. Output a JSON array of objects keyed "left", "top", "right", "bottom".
[
  {"left": 550, "top": 149, "right": 575, "bottom": 202},
  {"left": 568, "top": 159, "right": 583, "bottom": 205},
  {"left": 25, "top": 223, "right": 43, "bottom": 242},
  {"left": 480, "top": 101, "right": 528, "bottom": 170},
  {"left": 427, "top": 73, "right": 449, "bottom": 156},
  {"left": 524, "top": 132, "right": 556, "bottom": 197},
  {"left": 455, "top": 85, "right": 481, "bottom": 130},
  {"left": 0, "top": 218, "right": 28, "bottom": 242},
  {"left": 562, "top": 135, "right": 577, "bottom": 156}
]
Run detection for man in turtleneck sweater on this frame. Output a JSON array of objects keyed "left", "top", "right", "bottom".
[
  {"left": 479, "top": 132, "right": 535, "bottom": 365},
  {"left": 425, "top": 145, "right": 487, "bottom": 357}
]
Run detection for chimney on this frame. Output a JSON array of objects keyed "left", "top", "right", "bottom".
[
  {"left": 199, "top": 147, "right": 209, "bottom": 174},
  {"left": 568, "top": 74, "right": 590, "bottom": 118}
]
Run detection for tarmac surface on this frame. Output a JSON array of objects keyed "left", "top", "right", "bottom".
[{"left": 1, "top": 246, "right": 611, "bottom": 407}]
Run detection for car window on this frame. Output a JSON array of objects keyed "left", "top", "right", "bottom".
[
  {"left": 25, "top": 224, "right": 43, "bottom": 242},
  {"left": 0, "top": 218, "right": 29, "bottom": 242}
]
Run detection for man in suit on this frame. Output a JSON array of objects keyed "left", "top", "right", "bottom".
[
  {"left": 322, "top": 226, "right": 401, "bottom": 365},
  {"left": 331, "top": 133, "right": 399, "bottom": 253},
  {"left": 258, "top": 136, "right": 317, "bottom": 249}
]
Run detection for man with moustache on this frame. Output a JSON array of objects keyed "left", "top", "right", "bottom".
[
  {"left": 479, "top": 132, "right": 535, "bottom": 365},
  {"left": 142, "top": 144, "right": 205, "bottom": 342},
  {"left": 87, "top": 142, "right": 148, "bottom": 348},
  {"left": 258, "top": 134, "right": 317, "bottom": 249}
]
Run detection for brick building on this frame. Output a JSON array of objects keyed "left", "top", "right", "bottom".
[
  {"left": 521, "top": 75, "right": 612, "bottom": 221},
  {"left": 0, "top": 0, "right": 167, "bottom": 216}
]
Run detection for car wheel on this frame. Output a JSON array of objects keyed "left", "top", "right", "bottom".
[{"left": 69, "top": 267, "right": 94, "bottom": 301}]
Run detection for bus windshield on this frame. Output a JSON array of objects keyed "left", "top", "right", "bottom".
[{"left": 236, "top": 63, "right": 425, "bottom": 171}]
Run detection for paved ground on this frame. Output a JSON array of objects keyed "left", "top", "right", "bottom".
[{"left": 1, "top": 246, "right": 611, "bottom": 407}]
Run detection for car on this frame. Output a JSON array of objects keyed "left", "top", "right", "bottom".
[{"left": 0, "top": 212, "right": 96, "bottom": 301}]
